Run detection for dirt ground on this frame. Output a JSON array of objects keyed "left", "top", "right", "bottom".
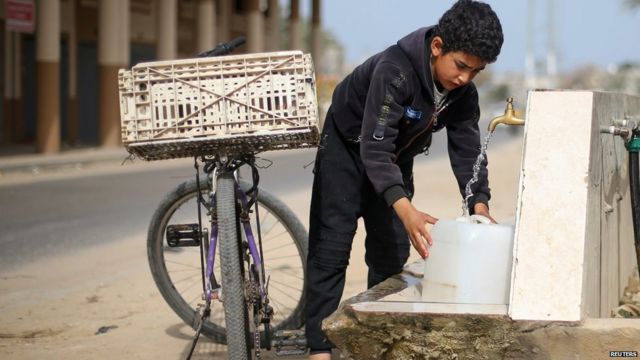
[{"left": 0, "top": 139, "right": 524, "bottom": 359}]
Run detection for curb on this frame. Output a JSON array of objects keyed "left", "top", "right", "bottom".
[{"left": 0, "top": 147, "right": 131, "bottom": 177}]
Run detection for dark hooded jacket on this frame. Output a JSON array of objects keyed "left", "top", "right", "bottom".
[{"left": 328, "top": 26, "right": 490, "bottom": 210}]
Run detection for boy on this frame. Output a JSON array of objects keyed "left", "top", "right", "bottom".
[{"left": 306, "top": 1, "right": 503, "bottom": 358}]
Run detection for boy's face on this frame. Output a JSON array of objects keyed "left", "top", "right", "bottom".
[{"left": 430, "top": 36, "right": 487, "bottom": 91}]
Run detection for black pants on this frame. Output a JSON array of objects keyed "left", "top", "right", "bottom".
[{"left": 305, "top": 112, "right": 412, "bottom": 352}]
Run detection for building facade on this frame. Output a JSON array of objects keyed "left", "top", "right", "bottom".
[{"left": 1, "top": 0, "right": 322, "bottom": 153}]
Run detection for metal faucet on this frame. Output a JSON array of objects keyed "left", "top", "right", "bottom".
[{"left": 488, "top": 97, "right": 525, "bottom": 132}]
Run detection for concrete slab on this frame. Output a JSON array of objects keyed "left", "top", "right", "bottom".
[{"left": 323, "top": 270, "right": 640, "bottom": 360}]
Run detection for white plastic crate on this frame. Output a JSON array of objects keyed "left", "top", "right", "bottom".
[{"left": 118, "top": 50, "right": 319, "bottom": 160}]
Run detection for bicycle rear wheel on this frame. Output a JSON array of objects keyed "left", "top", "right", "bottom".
[{"left": 147, "top": 177, "right": 307, "bottom": 345}]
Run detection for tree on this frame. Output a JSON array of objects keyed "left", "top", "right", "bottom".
[{"left": 625, "top": 0, "right": 640, "bottom": 9}]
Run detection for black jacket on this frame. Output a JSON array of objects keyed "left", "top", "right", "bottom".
[{"left": 328, "top": 26, "right": 490, "bottom": 209}]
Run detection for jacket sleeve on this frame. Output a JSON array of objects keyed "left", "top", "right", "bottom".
[
  {"left": 359, "top": 61, "right": 409, "bottom": 207},
  {"left": 445, "top": 86, "right": 491, "bottom": 213}
]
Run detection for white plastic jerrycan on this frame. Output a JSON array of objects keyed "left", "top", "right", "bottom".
[{"left": 422, "top": 215, "right": 515, "bottom": 305}]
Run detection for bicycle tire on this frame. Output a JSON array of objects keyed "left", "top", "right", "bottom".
[
  {"left": 147, "top": 177, "right": 308, "bottom": 345},
  {"left": 216, "top": 172, "right": 251, "bottom": 359}
]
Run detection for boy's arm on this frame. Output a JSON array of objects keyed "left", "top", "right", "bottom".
[
  {"left": 358, "top": 64, "right": 450, "bottom": 209},
  {"left": 359, "top": 61, "right": 410, "bottom": 206},
  {"left": 360, "top": 62, "right": 443, "bottom": 255}
]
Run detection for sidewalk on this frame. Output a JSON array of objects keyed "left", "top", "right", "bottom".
[{"left": 0, "top": 144, "right": 131, "bottom": 177}]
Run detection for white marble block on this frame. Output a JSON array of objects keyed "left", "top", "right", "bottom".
[{"left": 509, "top": 90, "right": 640, "bottom": 321}]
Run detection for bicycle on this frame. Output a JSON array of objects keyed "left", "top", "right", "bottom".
[{"left": 118, "top": 37, "right": 319, "bottom": 359}]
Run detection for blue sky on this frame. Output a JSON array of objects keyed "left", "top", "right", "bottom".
[{"left": 297, "top": 0, "right": 640, "bottom": 74}]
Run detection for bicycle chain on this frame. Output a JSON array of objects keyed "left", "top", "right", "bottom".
[
  {"left": 254, "top": 322, "right": 261, "bottom": 359},
  {"left": 246, "top": 269, "right": 262, "bottom": 359}
]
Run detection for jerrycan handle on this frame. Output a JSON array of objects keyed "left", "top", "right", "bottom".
[
  {"left": 455, "top": 215, "right": 493, "bottom": 224},
  {"left": 470, "top": 215, "right": 493, "bottom": 224}
]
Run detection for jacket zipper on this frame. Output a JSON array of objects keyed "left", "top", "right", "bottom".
[{"left": 394, "top": 101, "right": 451, "bottom": 161}]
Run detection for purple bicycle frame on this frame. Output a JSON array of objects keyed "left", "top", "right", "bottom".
[{"left": 204, "top": 178, "right": 266, "bottom": 301}]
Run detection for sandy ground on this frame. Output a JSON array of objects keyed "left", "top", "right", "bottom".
[{"left": 0, "top": 139, "right": 524, "bottom": 359}]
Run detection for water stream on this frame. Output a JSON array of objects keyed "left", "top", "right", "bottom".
[{"left": 462, "top": 131, "right": 495, "bottom": 217}]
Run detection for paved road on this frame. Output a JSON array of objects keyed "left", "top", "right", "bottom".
[{"left": 0, "top": 149, "right": 316, "bottom": 272}]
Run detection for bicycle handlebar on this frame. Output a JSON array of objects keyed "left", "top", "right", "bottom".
[{"left": 198, "top": 36, "right": 246, "bottom": 57}]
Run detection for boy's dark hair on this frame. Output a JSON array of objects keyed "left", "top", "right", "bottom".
[{"left": 434, "top": 0, "right": 504, "bottom": 63}]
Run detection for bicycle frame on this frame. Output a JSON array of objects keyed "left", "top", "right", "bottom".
[
  {"left": 185, "top": 154, "right": 276, "bottom": 359},
  {"left": 164, "top": 153, "right": 308, "bottom": 359},
  {"left": 204, "top": 168, "right": 267, "bottom": 303}
]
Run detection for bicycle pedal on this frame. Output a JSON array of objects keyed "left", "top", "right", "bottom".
[
  {"left": 271, "top": 330, "right": 307, "bottom": 356},
  {"left": 166, "top": 224, "right": 201, "bottom": 247}
]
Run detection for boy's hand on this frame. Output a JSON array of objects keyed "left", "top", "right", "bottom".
[
  {"left": 473, "top": 203, "right": 497, "bottom": 224},
  {"left": 392, "top": 197, "right": 438, "bottom": 259}
]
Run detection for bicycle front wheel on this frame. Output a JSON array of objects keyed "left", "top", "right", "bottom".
[{"left": 147, "top": 177, "right": 308, "bottom": 346}]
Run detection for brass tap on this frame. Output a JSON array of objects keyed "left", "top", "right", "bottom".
[{"left": 488, "top": 97, "right": 525, "bottom": 132}]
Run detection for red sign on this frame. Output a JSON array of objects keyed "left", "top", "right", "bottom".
[{"left": 5, "top": 0, "right": 36, "bottom": 33}]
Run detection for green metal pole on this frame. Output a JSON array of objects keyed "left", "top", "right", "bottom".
[
  {"left": 626, "top": 134, "right": 640, "bottom": 153},
  {"left": 626, "top": 133, "right": 640, "bottom": 276}
]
